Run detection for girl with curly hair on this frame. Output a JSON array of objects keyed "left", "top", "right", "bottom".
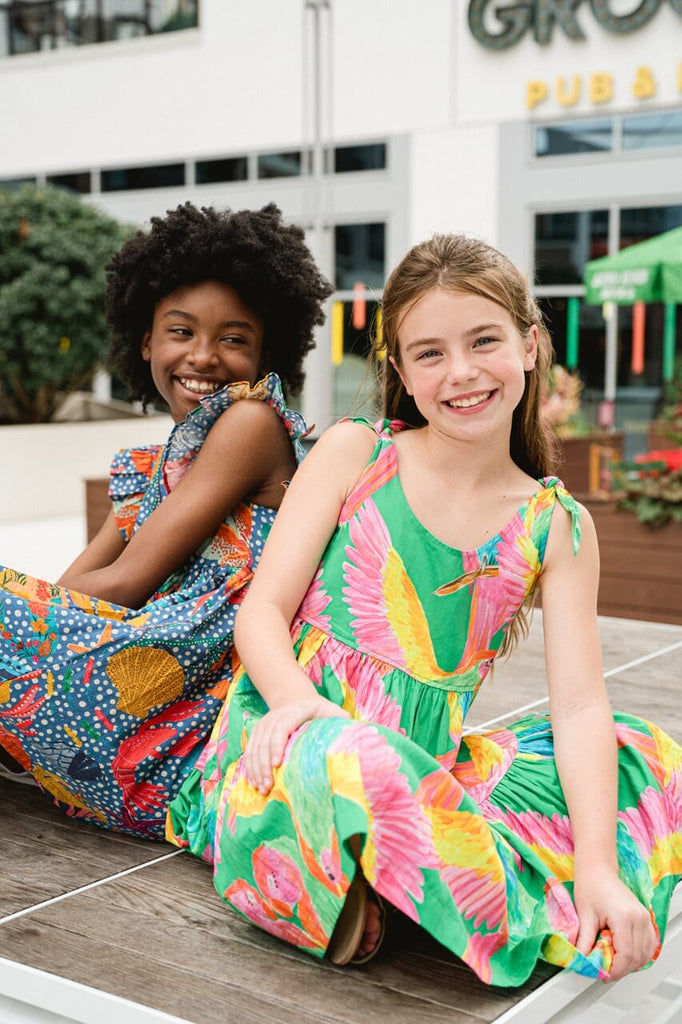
[{"left": 0, "top": 202, "right": 331, "bottom": 838}]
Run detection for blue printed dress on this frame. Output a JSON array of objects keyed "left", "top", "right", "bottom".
[
  {"left": 0, "top": 373, "right": 306, "bottom": 838},
  {"left": 168, "top": 418, "right": 682, "bottom": 987}
]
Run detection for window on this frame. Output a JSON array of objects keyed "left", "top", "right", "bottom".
[
  {"left": 334, "top": 223, "right": 385, "bottom": 291},
  {"left": 101, "top": 162, "right": 185, "bottom": 191},
  {"left": 195, "top": 156, "right": 247, "bottom": 185},
  {"left": 535, "top": 119, "right": 612, "bottom": 158},
  {"left": 0, "top": 176, "right": 37, "bottom": 189},
  {"left": 623, "top": 110, "right": 682, "bottom": 152},
  {"left": 257, "top": 151, "right": 303, "bottom": 179},
  {"left": 534, "top": 210, "right": 608, "bottom": 286},
  {"left": 620, "top": 204, "right": 682, "bottom": 249},
  {"left": 1, "top": 0, "right": 198, "bottom": 57},
  {"left": 334, "top": 143, "right": 386, "bottom": 174},
  {"left": 46, "top": 170, "right": 91, "bottom": 193},
  {"left": 535, "top": 109, "right": 682, "bottom": 160}
]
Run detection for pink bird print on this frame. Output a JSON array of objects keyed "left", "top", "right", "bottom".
[
  {"left": 251, "top": 845, "right": 328, "bottom": 948},
  {"left": 324, "top": 639, "right": 404, "bottom": 732},
  {"left": 219, "top": 744, "right": 349, "bottom": 898},
  {"left": 452, "top": 729, "right": 518, "bottom": 803},
  {"left": 343, "top": 498, "right": 452, "bottom": 682},
  {"left": 223, "top": 879, "right": 326, "bottom": 952},
  {"left": 486, "top": 806, "right": 575, "bottom": 881},
  {"left": 462, "top": 930, "right": 507, "bottom": 985},
  {"left": 328, "top": 723, "right": 439, "bottom": 918},
  {"left": 616, "top": 719, "right": 681, "bottom": 790},
  {"left": 543, "top": 876, "right": 579, "bottom": 940},
  {"left": 338, "top": 443, "right": 397, "bottom": 525},
  {"left": 618, "top": 783, "right": 682, "bottom": 882},
  {"left": 297, "top": 565, "right": 333, "bottom": 631},
  {"left": 415, "top": 769, "right": 508, "bottom": 932}
]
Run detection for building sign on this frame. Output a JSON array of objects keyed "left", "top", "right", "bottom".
[
  {"left": 527, "top": 61, "right": 682, "bottom": 108},
  {"left": 468, "top": 0, "right": 682, "bottom": 49}
]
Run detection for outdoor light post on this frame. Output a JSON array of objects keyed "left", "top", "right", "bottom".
[{"left": 302, "top": 0, "right": 334, "bottom": 437}]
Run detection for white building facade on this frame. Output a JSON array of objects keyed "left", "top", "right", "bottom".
[{"left": 1, "top": 0, "right": 681, "bottom": 446}]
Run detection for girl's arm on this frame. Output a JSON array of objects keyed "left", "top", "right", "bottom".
[
  {"left": 57, "top": 399, "right": 294, "bottom": 608},
  {"left": 234, "top": 420, "right": 377, "bottom": 793},
  {"left": 540, "top": 504, "right": 658, "bottom": 982}
]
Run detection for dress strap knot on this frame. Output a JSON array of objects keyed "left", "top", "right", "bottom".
[{"left": 542, "top": 476, "right": 582, "bottom": 555}]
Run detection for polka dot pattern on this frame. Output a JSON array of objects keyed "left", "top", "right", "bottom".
[{"left": 0, "top": 374, "right": 305, "bottom": 839}]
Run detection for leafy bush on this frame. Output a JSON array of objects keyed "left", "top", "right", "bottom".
[
  {"left": 0, "top": 185, "right": 128, "bottom": 423},
  {"left": 612, "top": 448, "right": 682, "bottom": 529}
]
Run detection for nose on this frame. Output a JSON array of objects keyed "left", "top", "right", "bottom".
[
  {"left": 186, "top": 335, "right": 219, "bottom": 369},
  {"left": 445, "top": 348, "right": 478, "bottom": 383}
]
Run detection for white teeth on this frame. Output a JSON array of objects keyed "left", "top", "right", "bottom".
[
  {"left": 448, "top": 391, "right": 491, "bottom": 409},
  {"left": 178, "top": 377, "right": 221, "bottom": 395}
]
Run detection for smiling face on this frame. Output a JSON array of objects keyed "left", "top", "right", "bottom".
[
  {"left": 141, "top": 280, "right": 266, "bottom": 422},
  {"left": 391, "top": 287, "right": 538, "bottom": 442}
]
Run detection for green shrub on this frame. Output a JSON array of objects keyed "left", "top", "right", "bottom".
[{"left": 0, "top": 185, "right": 128, "bottom": 423}]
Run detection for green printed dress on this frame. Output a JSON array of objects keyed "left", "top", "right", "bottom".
[
  {"left": 0, "top": 374, "right": 307, "bottom": 838},
  {"left": 168, "top": 418, "right": 682, "bottom": 986}
]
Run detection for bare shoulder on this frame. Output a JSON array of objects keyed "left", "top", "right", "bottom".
[
  {"left": 304, "top": 419, "right": 378, "bottom": 471},
  {"left": 207, "top": 395, "right": 289, "bottom": 439}
]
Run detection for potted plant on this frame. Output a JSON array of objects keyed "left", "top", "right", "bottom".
[{"left": 610, "top": 448, "right": 682, "bottom": 529}]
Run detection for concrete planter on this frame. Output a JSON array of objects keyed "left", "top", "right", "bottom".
[{"left": 1, "top": 416, "right": 172, "bottom": 525}]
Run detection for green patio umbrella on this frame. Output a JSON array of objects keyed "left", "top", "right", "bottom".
[
  {"left": 583, "top": 225, "right": 682, "bottom": 381},
  {"left": 583, "top": 225, "right": 682, "bottom": 305}
]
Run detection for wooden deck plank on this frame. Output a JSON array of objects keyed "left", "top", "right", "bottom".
[
  {"left": 0, "top": 781, "right": 165, "bottom": 918},
  {"left": 1, "top": 614, "right": 680, "bottom": 1024},
  {"left": 0, "top": 851, "right": 552, "bottom": 1024}
]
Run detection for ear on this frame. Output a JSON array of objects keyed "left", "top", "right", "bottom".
[
  {"left": 523, "top": 325, "right": 539, "bottom": 372},
  {"left": 389, "top": 354, "right": 412, "bottom": 395},
  {"left": 141, "top": 332, "right": 152, "bottom": 362}
]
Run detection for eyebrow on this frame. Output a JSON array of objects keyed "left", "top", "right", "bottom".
[
  {"left": 161, "top": 310, "right": 256, "bottom": 334},
  {"left": 403, "top": 322, "right": 504, "bottom": 351}
]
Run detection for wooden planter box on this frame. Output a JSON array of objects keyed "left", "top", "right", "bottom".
[
  {"left": 555, "top": 433, "right": 624, "bottom": 500},
  {"left": 585, "top": 500, "right": 682, "bottom": 626},
  {"left": 647, "top": 420, "right": 680, "bottom": 452},
  {"left": 85, "top": 477, "right": 111, "bottom": 542}
]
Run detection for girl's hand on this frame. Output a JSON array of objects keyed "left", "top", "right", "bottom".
[
  {"left": 244, "top": 696, "right": 349, "bottom": 794},
  {"left": 574, "top": 865, "right": 658, "bottom": 982}
]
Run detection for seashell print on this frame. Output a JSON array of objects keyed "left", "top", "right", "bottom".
[{"left": 107, "top": 646, "right": 185, "bottom": 717}]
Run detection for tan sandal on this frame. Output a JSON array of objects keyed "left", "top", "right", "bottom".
[{"left": 327, "top": 874, "right": 386, "bottom": 966}]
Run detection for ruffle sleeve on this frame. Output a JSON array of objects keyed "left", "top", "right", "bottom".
[
  {"left": 166, "top": 372, "right": 309, "bottom": 466},
  {"left": 109, "top": 445, "right": 163, "bottom": 542}
]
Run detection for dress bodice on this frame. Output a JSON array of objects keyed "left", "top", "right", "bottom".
[{"left": 297, "top": 418, "right": 581, "bottom": 700}]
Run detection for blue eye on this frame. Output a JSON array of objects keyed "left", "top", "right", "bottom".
[{"left": 417, "top": 348, "right": 440, "bottom": 360}]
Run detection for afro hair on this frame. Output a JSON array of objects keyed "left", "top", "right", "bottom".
[{"left": 106, "top": 202, "right": 332, "bottom": 406}]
